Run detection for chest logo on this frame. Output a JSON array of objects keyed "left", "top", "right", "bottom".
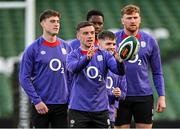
[
  {"left": 106, "top": 76, "right": 113, "bottom": 89},
  {"left": 86, "top": 66, "right": 98, "bottom": 79},
  {"left": 61, "top": 48, "right": 67, "bottom": 54},
  {"left": 40, "top": 50, "right": 46, "bottom": 55},
  {"left": 97, "top": 55, "right": 103, "bottom": 61},
  {"left": 141, "top": 41, "right": 146, "bottom": 48},
  {"left": 49, "top": 58, "right": 62, "bottom": 72}
]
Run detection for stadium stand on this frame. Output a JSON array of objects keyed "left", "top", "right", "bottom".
[
  {"left": 0, "top": 74, "right": 13, "bottom": 118},
  {"left": 0, "top": 0, "right": 180, "bottom": 127}
]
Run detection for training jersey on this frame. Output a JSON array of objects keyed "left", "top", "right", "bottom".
[
  {"left": 115, "top": 29, "right": 165, "bottom": 96},
  {"left": 69, "top": 38, "right": 99, "bottom": 50},
  {"left": 66, "top": 48, "right": 125, "bottom": 112},
  {"left": 106, "top": 71, "right": 127, "bottom": 122},
  {"left": 19, "top": 37, "right": 71, "bottom": 105}
]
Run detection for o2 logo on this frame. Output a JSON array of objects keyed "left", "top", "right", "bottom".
[
  {"left": 49, "top": 58, "right": 64, "bottom": 73},
  {"left": 106, "top": 76, "right": 113, "bottom": 89},
  {"left": 86, "top": 66, "right": 102, "bottom": 81},
  {"left": 128, "top": 54, "right": 142, "bottom": 66}
]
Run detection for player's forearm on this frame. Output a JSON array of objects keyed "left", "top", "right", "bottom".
[
  {"left": 66, "top": 55, "right": 90, "bottom": 73},
  {"left": 107, "top": 56, "right": 125, "bottom": 75},
  {"left": 119, "top": 91, "right": 126, "bottom": 100},
  {"left": 116, "top": 61, "right": 125, "bottom": 75},
  {"left": 19, "top": 76, "right": 42, "bottom": 104},
  {"left": 153, "top": 74, "right": 165, "bottom": 96}
]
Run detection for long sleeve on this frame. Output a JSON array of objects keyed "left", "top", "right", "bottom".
[
  {"left": 118, "top": 75, "right": 127, "bottom": 100},
  {"left": 19, "top": 46, "right": 42, "bottom": 105},
  {"left": 105, "top": 52, "right": 125, "bottom": 76},
  {"left": 19, "top": 37, "right": 70, "bottom": 105},
  {"left": 150, "top": 39, "right": 165, "bottom": 96},
  {"left": 116, "top": 60, "right": 125, "bottom": 75},
  {"left": 106, "top": 72, "right": 127, "bottom": 104},
  {"left": 66, "top": 51, "right": 90, "bottom": 73}
]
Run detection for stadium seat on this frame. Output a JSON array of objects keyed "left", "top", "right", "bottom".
[{"left": 0, "top": 74, "right": 13, "bottom": 118}]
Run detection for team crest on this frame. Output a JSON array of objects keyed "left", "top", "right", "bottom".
[
  {"left": 141, "top": 41, "right": 146, "bottom": 48},
  {"left": 97, "top": 55, "right": 103, "bottom": 61},
  {"left": 61, "top": 48, "right": 67, "bottom": 54},
  {"left": 40, "top": 50, "right": 46, "bottom": 55}
]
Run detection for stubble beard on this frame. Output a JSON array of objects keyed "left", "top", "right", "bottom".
[
  {"left": 81, "top": 41, "right": 91, "bottom": 50},
  {"left": 46, "top": 30, "right": 58, "bottom": 37},
  {"left": 126, "top": 25, "right": 139, "bottom": 34}
]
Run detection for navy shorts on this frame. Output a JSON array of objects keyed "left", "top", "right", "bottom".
[
  {"left": 69, "top": 109, "right": 110, "bottom": 128},
  {"left": 115, "top": 95, "right": 154, "bottom": 126},
  {"left": 31, "top": 104, "right": 68, "bottom": 128}
]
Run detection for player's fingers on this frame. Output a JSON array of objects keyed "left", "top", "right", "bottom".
[
  {"left": 37, "top": 109, "right": 44, "bottom": 114},
  {"left": 42, "top": 108, "right": 48, "bottom": 114},
  {"left": 156, "top": 104, "right": 160, "bottom": 112},
  {"left": 88, "top": 45, "right": 94, "bottom": 51},
  {"left": 156, "top": 106, "right": 165, "bottom": 113},
  {"left": 42, "top": 105, "right": 49, "bottom": 113},
  {"left": 115, "top": 87, "right": 120, "bottom": 91},
  {"left": 45, "top": 106, "right": 49, "bottom": 113},
  {"left": 38, "top": 107, "right": 49, "bottom": 114},
  {"left": 160, "top": 106, "right": 166, "bottom": 112},
  {"left": 156, "top": 107, "right": 160, "bottom": 112},
  {"left": 39, "top": 109, "right": 47, "bottom": 114},
  {"left": 114, "top": 91, "right": 121, "bottom": 97}
]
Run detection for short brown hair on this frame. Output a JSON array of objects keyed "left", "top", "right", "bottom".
[
  {"left": 121, "top": 4, "right": 140, "bottom": 16},
  {"left": 76, "top": 21, "right": 94, "bottom": 32},
  {"left": 98, "top": 30, "right": 116, "bottom": 41},
  {"left": 39, "top": 9, "right": 60, "bottom": 22}
]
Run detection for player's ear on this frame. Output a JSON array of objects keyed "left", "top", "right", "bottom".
[
  {"left": 76, "top": 32, "right": 80, "bottom": 39},
  {"left": 121, "top": 18, "right": 124, "bottom": 25},
  {"left": 40, "top": 21, "right": 44, "bottom": 28},
  {"left": 139, "top": 16, "right": 141, "bottom": 24}
]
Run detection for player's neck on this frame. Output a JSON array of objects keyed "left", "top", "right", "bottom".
[
  {"left": 42, "top": 34, "right": 57, "bottom": 43},
  {"left": 124, "top": 29, "right": 138, "bottom": 36},
  {"left": 80, "top": 46, "right": 89, "bottom": 51},
  {"left": 80, "top": 44, "right": 90, "bottom": 51}
]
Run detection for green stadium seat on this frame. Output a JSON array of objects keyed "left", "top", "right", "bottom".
[{"left": 0, "top": 74, "right": 13, "bottom": 118}]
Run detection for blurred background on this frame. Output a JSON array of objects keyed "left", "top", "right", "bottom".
[{"left": 0, "top": 0, "right": 180, "bottom": 128}]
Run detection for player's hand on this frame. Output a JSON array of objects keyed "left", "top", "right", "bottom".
[
  {"left": 87, "top": 45, "right": 95, "bottom": 60},
  {"left": 112, "top": 87, "right": 121, "bottom": 97},
  {"left": 35, "top": 101, "right": 49, "bottom": 114},
  {"left": 156, "top": 96, "right": 166, "bottom": 113},
  {"left": 112, "top": 49, "right": 123, "bottom": 63}
]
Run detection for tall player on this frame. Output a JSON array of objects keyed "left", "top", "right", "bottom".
[
  {"left": 69, "top": 9, "right": 104, "bottom": 50},
  {"left": 98, "top": 30, "right": 127, "bottom": 128},
  {"left": 67, "top": 21, "right": 125, "bottom": 128},
  {"left": 114, "top": 4, "right": 166, "bottom": 129},
  {"left": 19, "top": 9, "right": 71, "bottom": 128}
]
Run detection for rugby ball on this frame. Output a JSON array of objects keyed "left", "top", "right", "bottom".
[{"left": 118, "top": 36, "right": 140, "bottom": 61}]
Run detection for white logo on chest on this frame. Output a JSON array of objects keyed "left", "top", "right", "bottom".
[
  {"left": 40, "top": 50, "right": 46, "bottom": 55},
  {"left": 97, "top": 55, "right": 103, "bottom": 61},
  {"left": 49, "top": 58, "right": 63, "bottom": 72},
  {"left": 106, "top": 76, "right": 113, "bottom": 89},
  {"left": 141, "top": 41, "right": 146, "bottom": 48},
  {"left": 61, "top": 48, "right": 67, "bottom": 54}
]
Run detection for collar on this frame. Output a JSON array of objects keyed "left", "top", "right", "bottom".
[
  {"left": 80, "top": 48, "right": 98, "bottom": 55},
  {"left": 122, "top": 32, "right": 141, "bottom": 39},
  {"left": 42, "top": 39, "right": 61, "bottom": 47},
  {"left": 80, "top": 49, "right": 88, "bottom": 55}
]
